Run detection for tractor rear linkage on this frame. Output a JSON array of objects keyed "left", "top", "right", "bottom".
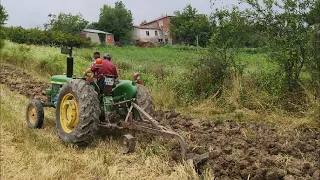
[{"left": 99, "top": 98, "right": 209, "bottom": 164}]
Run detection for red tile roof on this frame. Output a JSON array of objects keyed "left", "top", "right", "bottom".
[
  {"left": 141, "top": 15, "right": 173, "bottom": 26},
  {"left": 134, "top": 25, "right": 160, "bottom": 30}
]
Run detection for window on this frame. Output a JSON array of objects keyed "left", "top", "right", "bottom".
[
  {"left": 158, "top": 39, "right": 163, "bottom": 43},
  {"left": 159, "top": 20, "right": 163, "bottom": 27},
  {"left": 146, "top": 31, "right": 150, "bottom": 36},
  {"left": 155, "top": 31, "right": 158, "bottom": 36}
]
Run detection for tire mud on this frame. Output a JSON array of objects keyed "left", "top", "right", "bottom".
[{"left": 1, "top": 64, "right": 319, "bottom": 179}]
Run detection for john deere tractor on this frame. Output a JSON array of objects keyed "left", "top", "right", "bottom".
[{"left": 26, "top": 47, "right": 208, "bottom": 163}]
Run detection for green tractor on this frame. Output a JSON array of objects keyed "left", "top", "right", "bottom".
[{"left": 26, "top": 47, "right": 208, "bottom": 163}]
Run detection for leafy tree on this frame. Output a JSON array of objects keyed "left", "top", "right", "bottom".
[
  {"left": 4, "top": 26, "right": 91, "bottom": 47},
  {"left": 240, "top": 0, "right": 316, "bottom": 92},
  {"left": 169, "top": 4, "right": 212, "bottom": 47},
  {"left": 0, "top": 5, "right": 8, "bottom": 26},
  {"left": 306, "top": 1, "right": 320, "bottom": 97},
  {"left": 209, "top": 5, "right": 253, "bottom": 74},
  {"left": 93, "top": 1, "right": 133, "bottom": 42},
  {"left": 0, "top": 5, "right": 8, "bottom": 49},
  {"left": 307, "top": 0, "right": 320, "bottom": 25},
  {"left": 44, "top": 13, "right": 89, "bottom": 34},
  {"left": 86, "top": 22, "right": 100, "bottom": 29},
  {"left": 308, "top": 25, "right": 320, "bottom": 97},
  {"left": 140, "top": 20, "right": 147, "bottom": 25}
]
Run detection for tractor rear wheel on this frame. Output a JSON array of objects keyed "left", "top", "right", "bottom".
[
  {"left": 136, "top": 84, "right": 155, "bottom": 115},
  {"left": 26, "top": 99, "right": 44, "bottom": 129},
  {"left": 55, "top": 79, "right": 101, "bottom": 147}
]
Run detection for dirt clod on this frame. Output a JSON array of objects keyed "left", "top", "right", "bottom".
[
  {"left": 166, "top": 110, "right": 180, "bottom": 119},
  {"left": 287, "top": 168, "right": 302, "bottom": 176},
  {"left": 284, "top": 175, "right": 296, "bottom": 180},
  {"left": 266, "top": 168, "right": 287, "bottom": 180},
  {"left": 312, "top": 170, "right": 320, "bottom": 179}
]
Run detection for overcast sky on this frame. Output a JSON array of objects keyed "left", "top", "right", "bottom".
[{"left": 1, "top": 0, "right": 241, "bottom": 28}]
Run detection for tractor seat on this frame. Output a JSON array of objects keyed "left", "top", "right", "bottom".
[{"left": 97, "top": 74, "right": 116, "bottom": 96}]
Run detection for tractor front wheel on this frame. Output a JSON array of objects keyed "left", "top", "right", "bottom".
[
  {"left": 26, "top": 99, "right": 44, "bottom": 129},
  {"left": 56, "top": 79, "right": 101, "bottom": 147}
]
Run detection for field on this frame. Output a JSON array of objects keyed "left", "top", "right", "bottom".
[{"left": 0, "top": 41, "right": 319, "bottom": 179}]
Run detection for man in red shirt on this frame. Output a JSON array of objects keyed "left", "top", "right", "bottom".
[{"left": 83, "top": 52, "right": 118, "bottom": 79}]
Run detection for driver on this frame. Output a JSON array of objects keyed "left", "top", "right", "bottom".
[{"left": 83, "top": 52, "right": 118, "bottom": 79}]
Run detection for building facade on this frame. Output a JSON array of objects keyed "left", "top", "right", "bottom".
[
  {"left": 132, "top": 15, "right": 173, "bottom": 45},
  {"left": 81, "top": 29, "right": 115, "bottom": 45}
]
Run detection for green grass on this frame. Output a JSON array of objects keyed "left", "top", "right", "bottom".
[{"left": 1, "top": 41, "right": 200, "bottom": 75}]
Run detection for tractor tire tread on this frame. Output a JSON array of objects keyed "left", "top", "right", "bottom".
[
  {"left": 26, "top": 99, "right": 44, "bottom": 129},
  {"left": 56, "top": 79, "right": 101, "bottom": 147},
  {"left": 136, "top": 84, "right": 155, "bottom": 115}
]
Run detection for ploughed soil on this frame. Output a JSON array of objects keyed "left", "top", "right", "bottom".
[
  {"left": 153, "top": 110, "right": 320, "bottom": 180},
  {"left": 1, "top": 64, "right": 319, "bottom": 180},
  {"left": 0, "top": 64, "right": 49, "bottom": 101}
]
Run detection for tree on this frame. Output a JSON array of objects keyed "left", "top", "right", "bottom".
[
  {"left": 240, "top": 0, "right": 316, "bottom": 92},
  {"left": 0, "top": 5, "right": 8, "bottom": 49},
  {"left": 44, "top": 13, "right": 89, "bottom": 34},
  {"left": 94, "top": 1, "right": 133, "bottom": 42},
  {"left": 86, "top": 22, "right": 100, "bottom": 29},
  {"left": 306, "top": 1, "right": 320, "bottom": 97},
  {"left": 0, "top": 5, "right": 8, "bottom": 26},
  {"left": 209, "top": 5, "right": 253, "bottom": 74},
  {"left": 140, "top": 20, "right": 147, "bottom": 25},
  {"left": 307, "top": 0, "right": 320, "bottom": 25},
  {"left": 169, "top": 4, "right": 212, "bottom": 47}
]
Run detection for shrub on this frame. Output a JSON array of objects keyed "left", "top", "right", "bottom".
[{"left": 3, "top": 26, "right": 91, "bottom": 48}]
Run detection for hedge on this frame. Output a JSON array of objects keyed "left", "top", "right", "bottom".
[{"left": 3, "top": 26, "right": 91, "bottom": 48}]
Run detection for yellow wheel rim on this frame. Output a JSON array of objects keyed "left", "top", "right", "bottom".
[
  {"left": 59, "top": 93, "right": 79, "bottom": 133},
  {"left": 28, "top": 106, "right": 37, "bottom": 125}
]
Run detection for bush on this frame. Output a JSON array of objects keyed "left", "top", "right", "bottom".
[
  {"left": 3, "top": 26, "right": 91, "bottom": 48},
  {"left": 307, "top": 27, "right": 320, "bottom": 97},
  {"left": 169, "top": 57, "right": 228, "bottom": 104}
]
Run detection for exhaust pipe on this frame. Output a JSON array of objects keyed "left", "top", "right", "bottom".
[
  {"left": 67, "top": 56, "right": 73, "bottom": 78},
  {"left": 61, "top": 46, "right": 74, "bottom": 78},
  {"left": 66, "top": 47, "right": 73, "bottom": 78}
]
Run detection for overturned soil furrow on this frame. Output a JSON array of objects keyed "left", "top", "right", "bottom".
[
  {"left": 155, "top": 111, "right": 320, "bottom": 179},
  {"left": 1, "top": 64, "right": 319, "bottom": 180},
  {"left": 1, "top": 64, "right": 49, "bottom": 101}
]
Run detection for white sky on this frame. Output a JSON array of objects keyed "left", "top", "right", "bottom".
[{"left": 1, "top": 0, "right": 243, "bottom": 28}]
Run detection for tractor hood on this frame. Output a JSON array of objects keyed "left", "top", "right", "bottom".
[{"left": 50, "top": 75, "right": 72, "bottom": 85}]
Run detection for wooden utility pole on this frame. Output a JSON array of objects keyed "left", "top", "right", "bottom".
[{"left": 196, "top": 35, "right": 199, "bottom": 51}]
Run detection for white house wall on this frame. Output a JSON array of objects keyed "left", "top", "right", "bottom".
[
  {"left": 132, "top": 28, "right": 140, "bottom": 40},
  {"left": 85, "top": 32, "right": 101, "bottom": 44},
  {"left": 132, "top": 27, "right": 165, "bottom": 44}
]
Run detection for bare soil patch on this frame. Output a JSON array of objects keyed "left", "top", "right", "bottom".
[
  {"left": 154, "top": 109, "right": 319, "bottom": 179},
  {"left": 1, "top": 64, "right": 49, "bottom": 101}
]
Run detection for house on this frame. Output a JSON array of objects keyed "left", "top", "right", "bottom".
[
  {"left": 81, "top": 29, "right": 115, "bottom": 45},
  {"left": 132, "top": 15, "right": 173, "bottom": 45}
]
